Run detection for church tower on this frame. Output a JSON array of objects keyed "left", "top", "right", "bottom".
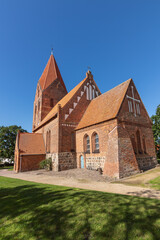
[{"left": 32, "top": 53, "right": 68, "bottom": 130}]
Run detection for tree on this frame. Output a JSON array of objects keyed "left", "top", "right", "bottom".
[
  {"left": 151, "top": 104, "right": 160, "bottom": 159},
  {"left": 0, "top": 125, "right": 27, "bottom": 161}
]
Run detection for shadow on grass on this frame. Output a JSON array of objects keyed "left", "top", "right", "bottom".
[{"left": 0, "top": 178, "right": 160, "bottom": 240}]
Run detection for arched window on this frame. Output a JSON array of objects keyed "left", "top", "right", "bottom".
[
  {"left": 84, "top": 134, "right": 90, "bottom": 153},
  {"left": 38, "top": 101, "right": 40, "bottom": 111},
  {"left": 34, "top": 105, "right": 37, "bottom": 121},
  {"left": 136, "top": 130, "right": 142, "bottom": 154},
  {"left": 131, "top": 134, "right": 137, "bottom": 154},
  {"left": 92, "top": 132, "right": 100, "bottom": 153},
  {"left": 142, "top": 136, "right": 147, "bottom": 154}
]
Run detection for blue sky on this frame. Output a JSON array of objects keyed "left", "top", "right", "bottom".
[{"left": 0, "top": 0, "right": 160, "bottom": 132}]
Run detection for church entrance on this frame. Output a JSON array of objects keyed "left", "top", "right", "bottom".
[{"left": 80, "top": 155, "right": 84, "bottom": 168}]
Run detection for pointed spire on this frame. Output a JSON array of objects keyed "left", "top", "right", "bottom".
[{"left": 38, "top": 54, "right": 67, "bottom": 92}]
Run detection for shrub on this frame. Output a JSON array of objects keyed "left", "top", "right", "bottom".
[{"left": 39, "top": 158, "right": 52, "bottom": 170}]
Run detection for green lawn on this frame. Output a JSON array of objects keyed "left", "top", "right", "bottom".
[
  {"left": 0, "top": 165, "right": 13, "bottom": 170},
  {"left": 149, "top": 176, "right": 160, "bottom": 190},
  {"left": 0, "top": 177, "right": 160, "bottom": 240}
]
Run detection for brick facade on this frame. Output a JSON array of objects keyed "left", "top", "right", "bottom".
[{"left": 15, "top": 54, "right": 157, "bottom": 179}]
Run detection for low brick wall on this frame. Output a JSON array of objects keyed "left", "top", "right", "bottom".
[
  {"left": 136, "top": 156, "right": 157, "bottom": 171},
  {"left": 86, "top": 156, "right": 106, "bottom": 170},
  {"left": 20, "top": 154, "right": 46, "bottom": 172}
]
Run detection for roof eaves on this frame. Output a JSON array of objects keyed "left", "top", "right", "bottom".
[{"left": 75, "top": 117, "right": 117, "bottom": 131}]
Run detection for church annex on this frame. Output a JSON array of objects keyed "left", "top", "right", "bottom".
[{"left": 14, "top": 53, "right": 157, "bottom": 179}]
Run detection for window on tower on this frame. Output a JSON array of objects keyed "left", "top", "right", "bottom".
[{"left": 38, "top": 101, "right": 40, "bottom": 111}]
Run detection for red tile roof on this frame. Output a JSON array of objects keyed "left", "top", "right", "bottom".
[
  {"left": 39, "top": 54, "right": 67, "bottom": 92},
  {"left": 33, "top": 76, "right": 88, "bottom": 131},
  {"left": 76, "top": 79, "right": 132, "bottom": 130},
  {"left": 19, "top": 133, "right": 45, "bottom": 155}
]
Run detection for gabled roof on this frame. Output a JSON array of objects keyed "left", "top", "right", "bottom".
[
  {"left": 38, "top": 54, "right": 67, "bottom": 92},
  {"left": 33, "top": 76, "right": 88, "bottom": 131},
  {"left": 76, "top": 79, "right": 132, "bottom": 130},
  {"left": 19, "top": 133, "right": 45, "bottom": 155}
]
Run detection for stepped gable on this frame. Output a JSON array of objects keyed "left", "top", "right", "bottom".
[
  {"left": 18, "top": 132, "right": 45, "bottom": 154},
  {"left": 76, "top": 79, "right": 132, "bottom": 130},
  {"left": 38, "top": 54, "right": 67, "bottom": 92},
  {"left": 33, "top": 76, "right": 88, "bottom": 131}
]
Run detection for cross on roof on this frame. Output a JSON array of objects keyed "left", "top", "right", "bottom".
[{"left": 126, "top": 86, "right": 140, "bottom": 116}]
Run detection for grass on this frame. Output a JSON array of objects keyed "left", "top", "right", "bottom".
[
  {"left": 113, "top": 167, "right": 160, "bottom": 189},
  {"left": 149, "top": 176, "right": 160, "bottom": 190},
  {"left": 0, "top": 165, "right": 13, "bottom": 170},
  {"left": 0, "top": 177, "right": 160, "bottom": 240}
]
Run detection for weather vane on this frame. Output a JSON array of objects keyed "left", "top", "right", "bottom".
[
  {"left": 51, "top": 48, "right": 53, "bottom": 55},
  {"left": 87, "top": 66, "right": 91, "bottom": 71}
]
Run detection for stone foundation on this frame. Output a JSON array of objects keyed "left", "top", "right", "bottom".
[
  {"left": 86, "top": 156, "right": 105, "bottom": 170},
  {"left": 46, "top": 152, "right": 76, "bottom": 171},
  {"left": 136, "top": 156, "right": 157, "bottom": 171}
]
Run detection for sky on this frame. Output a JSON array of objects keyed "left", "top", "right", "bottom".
[{"left": 0, "top": 0, "right": 160, "bottom": 132}]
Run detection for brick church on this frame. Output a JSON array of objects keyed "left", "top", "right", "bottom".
[{"left": 14, "top": 53, "right": 157, "bottom": 179}]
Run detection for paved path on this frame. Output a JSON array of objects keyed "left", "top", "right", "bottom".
[{"left": 0, "top": 169, "right": 160, "bottom": 200}]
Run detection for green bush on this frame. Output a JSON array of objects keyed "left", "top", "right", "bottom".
[{"left": 40, "top": 158, "right": 52, "bottom": 170}]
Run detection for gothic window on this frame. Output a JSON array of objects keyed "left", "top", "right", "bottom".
[
  {"left": 92, "top": 132, "right": 100, "bottom": 153},
  {"left": 34, "top": 105, "right": 37, "bottom": 121},
  {"left": 38, "top": 101, "right": 40, "bottom": 111},
  {"left": 37, "top": 87, "right": 39, "bottom": 97},
  {"left": 84, "top": 134, "right": 90, "bottom": 153},
  {"left": 131, "top": 134, "right": 137, "bottom": 154},
  {"left": 50, "top": 98, "right": 54, "bottom": 108},
  {"left": 136, "top": 130, "right": 142, "bottom": 154},
  {"left": 128, "top": 100, "right": 133, "bottom": 112},
  {"left": 142, "top": 136, "right": 147, "bottom": 154}
]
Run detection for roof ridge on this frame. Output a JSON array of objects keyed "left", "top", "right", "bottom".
[
  {"left": 91, "top": 78, "right": 132, "bottom": 101},
  {"left": 43, "top": 55, "right": 52, "bottom": 90}
]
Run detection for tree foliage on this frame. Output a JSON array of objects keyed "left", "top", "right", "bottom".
[
  {"left": 151, "top": 104, "right": 160, "bottom": 159},
  {"left": 0, "top": 125, "right": 27, "bottom": 160}
]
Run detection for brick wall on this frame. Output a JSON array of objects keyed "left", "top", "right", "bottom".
[
  {"left": 19, "top": 154, "right": 46, "bottom": 172},
  {"left": 76, "top": 119, "right": 120, "bottom": 177},
  {"left": 117, "top": 125, "right": 140, "bottom": 178}
]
